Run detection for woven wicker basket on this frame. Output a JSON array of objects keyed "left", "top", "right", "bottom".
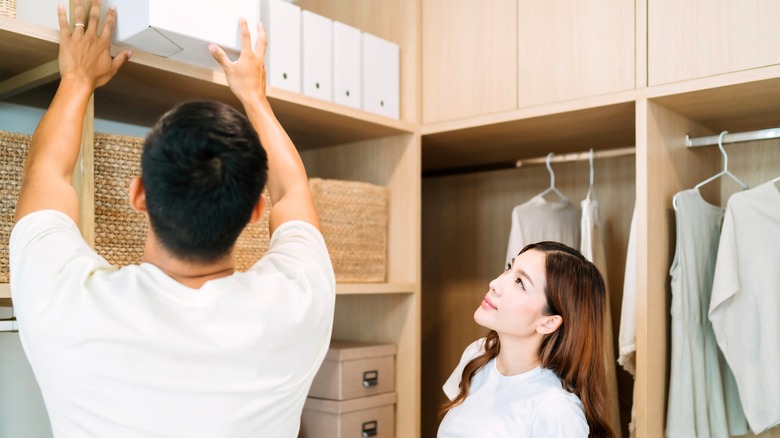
[
  {"left": 0, "top": 130, "right": 30, "bottom": 283},
  {"left": 93, "top": 133, "right": 271, "bottom": 271},
  {"left": 0, "top": 0, "right": 14, "bottom": 18},
  {"left": 310, "top": 178, "right": 388, "bottom": 283}
]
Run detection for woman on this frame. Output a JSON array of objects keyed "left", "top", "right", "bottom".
[{"left": 438, "top": 241, "right": 614, "bottom": 437}]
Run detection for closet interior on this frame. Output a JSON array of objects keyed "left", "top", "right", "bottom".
[{"left": 421, "top": 0, "right": 780, "bottom": 437}]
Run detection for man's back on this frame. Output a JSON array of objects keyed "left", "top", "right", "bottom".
[{"left": 11, "top": 211, "right": 335, "bottom": 437}]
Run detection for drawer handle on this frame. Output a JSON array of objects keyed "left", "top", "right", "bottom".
[
  {"left": 362, "top": 421, "right": 378, "bottom": 437},
  {"left": 362, "top": 370, "right": 379, "bottom": 387}
]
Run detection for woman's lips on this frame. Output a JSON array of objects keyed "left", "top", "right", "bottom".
[{"left": 481, "top": 296, "right": 497, "bottom": 310}]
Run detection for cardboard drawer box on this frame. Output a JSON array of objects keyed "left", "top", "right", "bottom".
[
  {"left": 309, "top": 341, "right": 396, "bottom": 401},
  {"left": 299, "top": 392, "right": 396, "bottom": 438}
]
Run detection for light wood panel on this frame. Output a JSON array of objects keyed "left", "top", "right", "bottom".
[
  {"left": 422, "top": 153, "right": 636, "bottom": 437},
  {"left": 648, "top": 0, "right": 780, "bottom": 86},
  {"left": 421, "top": 0, "right": 517, "bottom": 124},
  {"left": 301, "top": 134, "right": 421, "bottom": 438},
  {"left": 518, "top": 0, "right": 634, "bottom": 107},
  {"left": 635, "top": 100, "right": 719, "bottom": 437}
]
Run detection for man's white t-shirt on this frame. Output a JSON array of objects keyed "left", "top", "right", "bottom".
[
  {"left": 438, "top": 338, "right": 588, "bottom": 437},
  {"left": 10, "top": 210, "right": 336, "bottom": 437}
]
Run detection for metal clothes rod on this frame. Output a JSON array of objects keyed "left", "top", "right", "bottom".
[
  {"left": 423, "top": 146, "right": 636, "bottom": 178},
  {"left": 686, "top": 127, "right": 780, "bottom": 148},
  {"left": 514, "top": 146, "right": 636, "bottom": 167}
]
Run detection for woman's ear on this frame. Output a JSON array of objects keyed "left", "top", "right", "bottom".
[
  {"left": 247, "top": 193, "right": 267, "bottom": 225},
  {"left": 129, "top": 176, "right": 147, "bottom": 213},
  {"left": 537, "top": 315, "right": 563, "bottom": 335}
]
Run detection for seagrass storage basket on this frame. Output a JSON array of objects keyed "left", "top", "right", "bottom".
[
  {"left": 0, "top": 0, "right": 14, "bottom": 18},
  {"left": 0, "top": 130, "right": 30, "bottom": 283},
  {"left": 309, "top": 178, "right": 388, "bottom": 283},
  {"left": 93, "top": 133, "right": 271, "bottom": 271}
]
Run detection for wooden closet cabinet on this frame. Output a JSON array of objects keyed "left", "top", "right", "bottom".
[
  {"left": 0, "top": 0, "right": 422, "bottom": 435},
  {"left": 518, "top": 0, "right": 635, "bottom": 107},
  {"left": 422, "top": 0, "right": 635, "bottom": 124},
  {"left": 648, "top": 0, "right": 780, "bottom": 85},
  {"left": 422, "top": 0, "right": 518, "bottom": 124}
]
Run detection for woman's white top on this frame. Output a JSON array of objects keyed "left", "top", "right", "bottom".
[{"left": 438, "top": 339, "right": 588, "bottom": 437}]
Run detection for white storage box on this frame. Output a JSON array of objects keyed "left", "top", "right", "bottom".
[
  {"left": 19, "top": 0, "right": 260, "bottom": 70},
  {"left": 302, "top": 10, "right": 333, "bottom": 101},
  {"left": 299, "top": 392, "right": 396, "bottom": 438},
  {"left": 362, "top": 33, "right": 399, "bottom": 119},
  {"left": 308, "top": 341, "right": 396, "bottom": 401},
  {"left": 333, "top": 21, "right": 362, "bottom": 110},
  {"left": 261, "top": 0, "right": 302, "bottom": 93}
]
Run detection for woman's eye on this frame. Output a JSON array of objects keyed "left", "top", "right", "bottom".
[
  {"left": 506, "top": 263, "right": 511, "bottom": 272},
  {"left": 515, "top": 277, "right": 525, "bottom": 289}
]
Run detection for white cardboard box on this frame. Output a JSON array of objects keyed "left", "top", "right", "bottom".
[
  {"left": 261, "top": 0, "right": 301, "bottom": 93},
  {"left": 362, "top": 33, "right": 400, "bottom": 119},
  {"left": 301, "top": 10, "right": 333, "bottom": 102},
  {"left": 332, "top": 21, "right": 362, "bottom": 110},
  {"left": 17, "top": 0, "right": 259, "bottom": 71}
]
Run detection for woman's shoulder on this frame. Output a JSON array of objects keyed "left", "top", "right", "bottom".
[{"left": 529, "top": 369, "right": 588, "bottom": 434}]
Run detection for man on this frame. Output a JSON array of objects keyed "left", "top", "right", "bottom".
[{"left": 10, "top": 1, "right": 335, "bottom": 436}]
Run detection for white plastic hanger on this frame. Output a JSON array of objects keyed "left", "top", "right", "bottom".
[
  {"left": 537, "top": 152, "right": 569, "bottom": 203},
  {"left": 694, "top": 131, "right": 749, "bottom": 192}
]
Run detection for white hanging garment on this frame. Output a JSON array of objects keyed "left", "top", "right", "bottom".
[
  {"left": 618, "top": 205, "right": 638, "bottom": 436},
  {"left": 505, "top": 196, "right": 581, "bottom": 266},
  {"left": 618, "top": 206, "right": 637, "bottom": 376},
  {"left": 710, "top": 180, "right": 780, "bottom": 434},
  {"left": 580, "top": 196, "right": 621, "bottom": 436},
  {"left": 666, "top": 189, "right": 747, "bottom": 438}
]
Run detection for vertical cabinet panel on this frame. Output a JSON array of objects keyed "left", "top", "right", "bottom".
[
  {"left": 422, "top": 0, "right": 517, "bottom": 123},
  {"left": 517, "top": 0, "right": 634, "bottom": 107},
  {"left": 649, "top": 0, "right": 780, "bottom": 85}
]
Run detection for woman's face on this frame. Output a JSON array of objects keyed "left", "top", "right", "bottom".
[{"left": 474, "top": 249, "right": 551, "bottom": 339}]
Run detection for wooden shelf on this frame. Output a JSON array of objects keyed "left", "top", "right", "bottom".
[
  {"left": 336, "top": 283, "right": 416, "bottom": 295},
  {"left": 421, "top": 93, "right": 636, "bottom": 173},
  {"left": 645, "top": 73, "right": 780, "bottom": 133},
  {"left": 0, "top": 17, "right": 416, "bottom": 150}
]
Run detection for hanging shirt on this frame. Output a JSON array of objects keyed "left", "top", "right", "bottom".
[
  {"left": 506, "top": 195, "right": 580, "bottom": 265},
  {"left": 710, "top": 180, "right": 780, "bottom": 434},
  {"left": 438, "top": 338, "right": 588, "bottom": 437},
  {"left": 666, "top": 189, "right": 747, "bottom": 438},
  {"left": 580, "top": 196, "right": 621, "bottom": 435}
]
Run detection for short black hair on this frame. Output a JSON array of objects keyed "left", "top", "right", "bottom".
[{"left": 141, "top": 100, "right": 267, "bottom": 263}]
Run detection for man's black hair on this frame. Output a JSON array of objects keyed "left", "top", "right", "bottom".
[{"left": 141, "top": 100, "right": 268, "bottom": 263}]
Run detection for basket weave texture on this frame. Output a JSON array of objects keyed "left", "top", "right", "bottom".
[
  {"left": 93, "top": 133, "right": 270, "bottom": 271},
  {"left": 94, "top": 135, "right": 389, "bottom": 282},
  {"left": 0, "top": 0, "right": 14, "bottom": 18},
  {"left": 310, "top": 178, "right": 388, "bottom": 283},
  {"left": 0, "top": 131, "right": 29, "bottom": 283}
]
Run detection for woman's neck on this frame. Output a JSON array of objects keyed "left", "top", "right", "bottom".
[{"left": 495, "top": 335, "right": 542, "bottom": 376}]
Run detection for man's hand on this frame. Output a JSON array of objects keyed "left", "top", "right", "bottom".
[
  {"left": 209, "top": 19, "right": 268, "bottom": 109},
  {"left": 58, "top": 0, "right": 130, "bottom": 92}
]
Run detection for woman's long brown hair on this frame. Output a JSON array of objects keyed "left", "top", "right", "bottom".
[{"left": 440, "top": 241, "right": 614, "bottom": 438}]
